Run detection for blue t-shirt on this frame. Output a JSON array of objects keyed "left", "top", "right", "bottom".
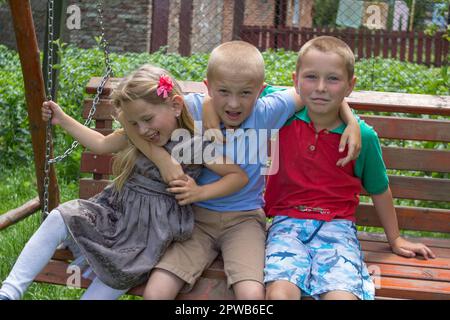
[{"left": 183, "top": 91, "right": 296, "bottom": 212}]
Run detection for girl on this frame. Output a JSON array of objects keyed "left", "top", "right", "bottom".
[{"left": 0, "top": 64, "right": 248, "bottom": 300}]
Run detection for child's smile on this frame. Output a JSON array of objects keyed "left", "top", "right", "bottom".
[{"left": 295, "top": 49, "right": 355, "bottom": 118}]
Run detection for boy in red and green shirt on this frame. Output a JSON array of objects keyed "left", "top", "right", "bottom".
[{"left": 263, "top": 36, "right": 435, "bottom": 300}]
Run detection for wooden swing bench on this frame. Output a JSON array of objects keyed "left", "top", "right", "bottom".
[{"left": 35, "top": 78, "right": 450, "bottom": 300}]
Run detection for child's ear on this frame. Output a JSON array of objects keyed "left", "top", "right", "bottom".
[
  {"left": 203, "top": 79, "right": 213, "bottom": 97},
  {"left": 170, "top": 95, "right": 184, "bottom": 116},
  {"left": 346, "top": 76, "right": 357, "bottom": 97},
  {"left": 292, "top": 72, "right": 300, "bottom": 95},
  {"left": 258, "top": 83, "right": 267, "bottom": 96}
]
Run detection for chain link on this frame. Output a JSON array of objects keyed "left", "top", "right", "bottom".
[
  {"left": 43, "top": 0, "right": 55, "bottom": 217},
  {"left": 43, "top": 0, "right": 112, "bottom": 215}
]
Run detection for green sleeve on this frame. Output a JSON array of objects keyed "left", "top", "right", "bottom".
[
  {"left": 260, "top": 84, "right": 287, "bottom": 98},
  {"left": 354, "top": 121, "right": 389, "bottom": 194}
]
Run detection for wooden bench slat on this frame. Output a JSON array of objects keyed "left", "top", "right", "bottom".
[
  {"left": 37, "top": 260, "right": 450, "bottom": 300},
  {"left": 78, "top": 144, "right": 450, "bottom": 176},
  {"left": 82, "top": 99, "right": 115, "bottom": 120},
  {"left": 358, "top": 231, "right": 450, "bottom": 249},
  {"left": 375, "top": 276, "right": 450, "bottom": 300},
  {"left": 79, "top": 178, "right": 111, "bottom": 199},
  {"left": 382, "top": 147, "right": 450, "bottom": 173},
  {"left": 35, "top": 260, "right": 92, "bottom": 288},
  {"left": 80, "top": 152, "right": 113, "bottom": 176},
  {"left": 361, "top": 115, "right": 450, "bottom": 142},
  {"left": 371, "top": 263, "right": 450, "bottom": 282},
  {"left": 371, "top": 175, "right": 450, "bottom": 202},
  {"left": 348, "top": 91, "right": 450, "bottom": 116},
  {"left": 85, "top": 78, "right": 450, "bottom": 116},
  {"left": 363, "top": 251, "right": 450, "bottom": 269},
  {"left": 361, "top": 240, "right": 450, "bottom": 258},
  {"left": 356, "top": 203, "right": 450, "bottom": 233}
]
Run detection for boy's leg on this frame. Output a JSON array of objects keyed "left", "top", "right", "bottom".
[
  {"left": 320, "top": 290, "right": 358, "bottom": 300},
  {"left": 144, "top": 206, "right": 219, "bottom": 300},
  {"left": 143, "top": 269, "right": 185, "bottom": 300},
  {"left": 266, "top": 280, "right": 301, "bottom": 300},
  {"left": 219, "top": 209, "right": 266, "bottom": 300},
  {"left": 0, "top": 210, "right": 69, "bottom": 300},
  {"left": 309, "top": 220, "right": 375, "bottom": 300},
  {"left": 264, "top": 217, "right": 314, "bottom": 301}
]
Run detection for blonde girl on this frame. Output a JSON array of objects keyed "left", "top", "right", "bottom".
[{"left": 0, "top": 64, "right": 247, "bottom": 300}]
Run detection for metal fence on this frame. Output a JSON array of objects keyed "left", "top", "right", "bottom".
[{"left": 154, "top": 0, "right": 449, "bottom": 66}]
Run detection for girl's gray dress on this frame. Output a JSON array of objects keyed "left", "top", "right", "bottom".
[{"left": 56, "top": 138, "right": 206, "bottom": 290}]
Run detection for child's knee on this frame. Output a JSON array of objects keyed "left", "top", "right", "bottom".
[
  {"left": 233, "top": 280, "right": 265, "bottom": 300},
  {"left": 45, "top": 209, "right": 63, "bottom": 224},
  {"left": 143, "top": 269, "right": 184, "bottom": 300},
  {"left": 265, "top": 281, "right": 300, "bottom": 300},
  {"left": 320, "top": 290, "right": 358, "bottom": 300}
]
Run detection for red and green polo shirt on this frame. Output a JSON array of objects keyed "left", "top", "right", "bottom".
[{"left": 264, "top": 107, "right": 389, "bottom": 222}]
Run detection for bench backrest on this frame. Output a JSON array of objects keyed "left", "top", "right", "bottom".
[{"left": 80, "top": 78, "right": 450, "bottom": 235}]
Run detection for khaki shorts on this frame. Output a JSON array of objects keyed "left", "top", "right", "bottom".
[{"left": 154, "top": 205, "right": 267, "bottom": 291}]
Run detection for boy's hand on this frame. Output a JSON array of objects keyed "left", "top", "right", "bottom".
[
  {"left": 336, "top": 121, "right": 361, "bottom": 167},
  {"left": 167, "top": 175, "right": 203, "bottom": 205},
  {"left": 391, "top": 236, "right": 436, "bottom": 260},
  {"left": 42, "top": 101, "right": 66, "bottom": 125}
]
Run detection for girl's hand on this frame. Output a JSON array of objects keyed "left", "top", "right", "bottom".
[
  {"left": 166, "top": 175, "right": 203, "bottom": 206},
  {"left": 159, "top": 160, "right": 186, "bottom": 184},
  {"left": 42, "top": 101, "right": 66, "bottom": 125},
  {"left": 336, "top": 121, "right": 361, "bottom": 167},
  {"left": 391, "top": 236, "right": 436, "bottom": 260}
]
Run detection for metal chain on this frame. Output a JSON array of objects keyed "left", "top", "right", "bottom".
[
  {"left": 43, "top": 0, "right": 55, "bottom": 217},
  {"left": 43, "top": 0, "right": 112, "bottom": 215}
]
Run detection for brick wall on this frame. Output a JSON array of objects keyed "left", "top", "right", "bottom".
[
  {"left": 1, "top": 0, "right": 151, "bottom": 53},
  {"left": 66, "top": 0, "right": 151, "bottom": 53},
  {"left": 0, "top": 0, "right": 47, "bottom": 50}
]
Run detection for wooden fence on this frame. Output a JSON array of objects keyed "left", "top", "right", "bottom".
[{"left": 241, "top": 26, "right": 449, "bottom": 67}]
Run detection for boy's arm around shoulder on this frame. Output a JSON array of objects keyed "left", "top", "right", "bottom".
[{"left": 167, "top": 157, "right": 248, "bottom": 206}]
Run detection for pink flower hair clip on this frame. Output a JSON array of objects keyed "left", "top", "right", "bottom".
[{"left": 157, "top": 74, "right": 174, "bottom": 98}]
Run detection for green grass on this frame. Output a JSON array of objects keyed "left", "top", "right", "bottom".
[{"left": 0, "top": 165, "right": 142, "bottom": 300}]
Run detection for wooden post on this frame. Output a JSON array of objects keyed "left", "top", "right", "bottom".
[
  {"left": 9, "top": 0, "right": 60, "bottom": 215},
  {"left": 42, "top": 0, "right": 67, "bottom": 101},
  {"left": 232, "top": 0, "right": 245, "bottom": 40},
  {"left": 150, "top": 0, "right": 170, "bottom": 53},
  {"left": 179, "top": 0, "right": 193, "bottom": 56}
]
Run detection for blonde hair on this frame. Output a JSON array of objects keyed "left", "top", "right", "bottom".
[
  {"left": 296, "top": 36, "right": 355, "bottom": 79},
  {"left": 111, "top": 64, "right": 195, "bottom": 190},
  {"left": 207, "top": 41, "right": 265, "bottom": 85}
]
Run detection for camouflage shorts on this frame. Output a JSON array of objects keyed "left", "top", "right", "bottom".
[{"left": 264, "top": 216, "right": 375, "bottom": 300}]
